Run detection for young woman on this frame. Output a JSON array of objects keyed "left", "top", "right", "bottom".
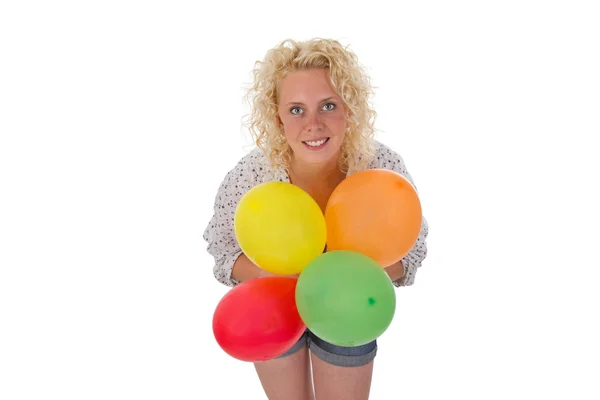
[{"left": 204, "top": 37, "right": 429, "bottom": 400}]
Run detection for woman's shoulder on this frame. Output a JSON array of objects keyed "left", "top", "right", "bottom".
[
  {"left": 216, "top": 147, "right": 285, "bottom": 195},
  {"left": 366, "top": 139, "right": 407, "bottom": 170}
]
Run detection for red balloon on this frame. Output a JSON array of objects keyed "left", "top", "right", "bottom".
[{"left": 212, "top": 276, "right": 306, "bottom": 362}]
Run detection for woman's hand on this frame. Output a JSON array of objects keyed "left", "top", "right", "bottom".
[{"left": 384, "top": 259, "right": 405, "bottom": 282}]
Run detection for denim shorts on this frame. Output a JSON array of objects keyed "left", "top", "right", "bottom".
[{"left": 276, "top": 329, "right": 377, "bottom": 367}]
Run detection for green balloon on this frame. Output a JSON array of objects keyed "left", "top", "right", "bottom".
[{"left": 295, "top": 250, "right": 396, "bottom": 347}]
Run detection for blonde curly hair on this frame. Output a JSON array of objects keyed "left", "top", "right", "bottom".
[{"left": 242, "top": 37, "right": 377, "bottom": 174}]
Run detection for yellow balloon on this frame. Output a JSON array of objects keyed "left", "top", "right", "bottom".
[{"left": 234, "top": 181, "right": 326, "bottom": 275}]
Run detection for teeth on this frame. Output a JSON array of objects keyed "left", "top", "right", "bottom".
[{"left": 305, "top": 138, "right": 327, "bottom": 147}]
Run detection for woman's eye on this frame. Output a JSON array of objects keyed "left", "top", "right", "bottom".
[{"left": 290, "top": 103, "right": 335, "bottom": 115}]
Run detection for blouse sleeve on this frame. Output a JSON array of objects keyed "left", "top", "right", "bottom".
[
  {"left": 377, "top": 145, "right": 429, "bottom": 287},
  {"left": 202, "top": 160, "right": 256, "bottom": 287}
]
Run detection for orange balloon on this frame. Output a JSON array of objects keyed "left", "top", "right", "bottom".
[{"left": 324, "top": 169, "right": 422, "bottom": 267}]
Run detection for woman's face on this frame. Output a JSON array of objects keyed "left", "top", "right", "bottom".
[{"left": 277, "top": 68, "right": 347, "bottom": 167}]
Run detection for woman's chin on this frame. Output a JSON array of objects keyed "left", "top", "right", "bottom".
[{"left": 294, "top": 149, "right": 341, "bottom": 166}]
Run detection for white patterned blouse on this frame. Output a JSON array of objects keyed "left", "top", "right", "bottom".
[{"left": 203, "top": 140, "right": 429, "bottom": 288}]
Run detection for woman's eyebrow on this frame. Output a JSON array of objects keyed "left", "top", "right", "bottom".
[{"left": 286, "top": 96, "right": 336, "bottom": 106}]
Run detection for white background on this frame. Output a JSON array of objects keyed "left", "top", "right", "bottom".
[{"left": 1, "top": 1, "right": 599, "bottom": 399}]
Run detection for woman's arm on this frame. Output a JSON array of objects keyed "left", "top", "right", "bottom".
[{"left": 376, "top": 142, "right": 429, "bottom": 287}]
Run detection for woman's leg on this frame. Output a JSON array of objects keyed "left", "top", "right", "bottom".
[
  {"left": 308, "top": 333, "right": 377, "bottom": 400},
  {"left": 253, "top": 332, "right": 314, "bottom": 400}
]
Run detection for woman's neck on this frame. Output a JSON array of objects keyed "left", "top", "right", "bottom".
[{"left": 287, "top": 155, "right": 346, "bottom": 187}]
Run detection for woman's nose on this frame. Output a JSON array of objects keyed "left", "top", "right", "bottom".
[{"left": 306, "top": 112, "right": 323, "bottom": 132}]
